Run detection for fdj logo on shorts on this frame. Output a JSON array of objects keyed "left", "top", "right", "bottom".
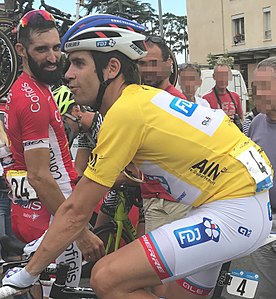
[
  {"left": 169, "top": 97, "right": 197, "bottom": 117},
  {"left": 174, "top": 217, "right": 220, "bottom": 248}
]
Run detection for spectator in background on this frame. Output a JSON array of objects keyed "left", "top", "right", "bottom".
[
  {"left": 137, "top": 36, "right": 190, "bottom": 234},
  {"left": 138, "top": 35, "right": 192, "bottom": 298},
  {"left": 203, "top": 63, "right": 244, "bottom": 129},
  {"left": 138, "top": 35, "right": 185, "bottom": 98},
  {"left": 242, "top": 82, "right": 259, "bottom": 136},
  {"left": 247, "top": 57, "right": 276, "bottom": 299},
  {"left": 178, "top": 63, "right": 210, "bottom": 107}
]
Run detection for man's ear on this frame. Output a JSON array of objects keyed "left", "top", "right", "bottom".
[
  {"left": 106, "top": 57, "right": 121, "bottom": 79},
  {"left": 15, "top": 43, "right": 26, "bottom": 58}
]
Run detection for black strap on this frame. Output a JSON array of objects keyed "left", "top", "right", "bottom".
[{"left": 213, "top": 88, "right": 238, "bottom": 113}]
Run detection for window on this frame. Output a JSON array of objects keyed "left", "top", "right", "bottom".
[
  {"left": 263, "top": 7, "right": 271, "bottom": 40},
  {"left": 232, "top": 14, "right": 245, "bottom": 45}
]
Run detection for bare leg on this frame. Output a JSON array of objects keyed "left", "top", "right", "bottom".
[
  {"left": 153, "top": 281, "right": 209, "bottom": 299},
  {"left": 91, "top": 239, "right": 208, "bottom": 299}
]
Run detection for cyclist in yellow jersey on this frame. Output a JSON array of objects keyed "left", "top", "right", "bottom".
[{"left": 2, "top": 14, "right": 274, "bottom": 299}]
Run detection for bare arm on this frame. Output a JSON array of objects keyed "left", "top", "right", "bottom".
[
  {"left": 25, "top": 148, "right": 65, "bottom": 215},
  {"left": 74, "top": 147, "right": 91, "bottom": 176},
  {"left": 25, "top": 147, "right": 105, "bottom": 260},
  {"left": 25, "top": 176, "right": 108, "bottom": 276}
]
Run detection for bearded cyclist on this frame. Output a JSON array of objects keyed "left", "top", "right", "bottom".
[{"left": 3, "top": 14, "right": 273, "bottom": 299}]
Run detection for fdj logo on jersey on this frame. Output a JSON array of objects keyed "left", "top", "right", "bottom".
[
  {"left": 169, "top": 97, "right": 197, "bottom": 117},
  {"left": 174, "top": 217, "right": 220, "bottom": 248}
]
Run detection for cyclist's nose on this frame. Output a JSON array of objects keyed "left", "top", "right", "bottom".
[
  {"left": 65, "top": 65, "right": 75, "bottom": 81},
  {"left": 47, "top": 49, "right": 59, "bottom": 63}
]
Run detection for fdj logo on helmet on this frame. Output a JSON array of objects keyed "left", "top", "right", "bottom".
[
  {"left": 96, "top": 39, "right": 116, "bottom": 48},
  {"left": 174, "top": 217, "right": 220, "bottom": 248}
]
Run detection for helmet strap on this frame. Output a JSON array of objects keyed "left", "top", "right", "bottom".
[{"left": 92, "top": 52, "right": 122, "bottom": 112}]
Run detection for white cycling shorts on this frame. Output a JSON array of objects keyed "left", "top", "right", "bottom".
[{"left": 139, "top": 192, "right": 272, "bottom": 296}]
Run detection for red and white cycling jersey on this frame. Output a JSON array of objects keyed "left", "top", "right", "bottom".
[
  {"left": 4, "top": 72, "right": 78, "bottom": 241},
  {"left": 5, "top": 72, "right": 77, "bottom": 185}
]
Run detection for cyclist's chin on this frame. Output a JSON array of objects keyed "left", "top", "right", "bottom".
[{"left": 74, "top": 93, "right": 94, "bottom": 106}]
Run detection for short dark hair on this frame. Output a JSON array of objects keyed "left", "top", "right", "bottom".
[
  {"left": 145, "top": 35, "right": 170, "bottom": 61},
  {"left": 18, "top": 14, "right": 56, "bottom": 47},
  {"left": 91, "top": 50, "right": 140, "bottom": 85}
]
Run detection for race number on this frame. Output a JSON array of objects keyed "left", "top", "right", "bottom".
[
  {"left": 6, "top": 170, "right": 38, "bottom": 205},
  {"left": 227, "top": 269, "right": 259, "bottom": 298},
  {"left": 231, "top": 145, "right": 273, "bottom": 192}
]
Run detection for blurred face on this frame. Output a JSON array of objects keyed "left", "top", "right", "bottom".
[
  {"left": 138, "top": 44, "right": 171, "bottom": 88},
  {"left": 178, "top": 68, "right": 201, "bottom": 98},
  {"left": 23, "top": 28, "right": 62, "bottom": 84},
  {"left": 254, "top": 66, "right": 276, "bottom": 117},
  {"left": 65, "top": 51, "right": 100, "bottom": 107},
  {"left": 213, "top": 65, "right": 232, "bottom": 89}
]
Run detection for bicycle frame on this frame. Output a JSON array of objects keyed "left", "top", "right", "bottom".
[{"left": 105, "top": 188, "right": 138, "bottom": 253}]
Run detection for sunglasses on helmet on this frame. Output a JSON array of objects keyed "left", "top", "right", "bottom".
[
  {"left": 145, "top": 35, "right": 166, "bottom": 44},
  {"left": 19, "top": 9, "right": 55, "bottom": 29}
]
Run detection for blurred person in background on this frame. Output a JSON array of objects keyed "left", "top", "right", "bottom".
[
  {"left": 178, "top": 63, "right": 210, "bottom": 107},
  {"left": 247, "top": 57, "right": 276, "bottom": 299}
]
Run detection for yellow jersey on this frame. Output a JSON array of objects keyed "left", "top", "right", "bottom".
[{"left": 84, "top": 85, "right": 273, "bottom": 207}]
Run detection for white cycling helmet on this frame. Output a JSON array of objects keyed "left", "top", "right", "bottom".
[
  {"left": 61, "top": 14, "right": 147, "bottom": 60},
  {"left": 61, "top": 14, "right": 148, "bottom": 111}
]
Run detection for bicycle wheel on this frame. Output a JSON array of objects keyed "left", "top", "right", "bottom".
[
  {"left": 169, "top": 48, "right": 178, "bottom": 87},
  {"left": 0, "top": 17, "right": 18, "bottom": 45},
  {"left": 81, "top": 222, "right": 133, "bottom": 278},
  {"left": 0, "top": 30, "right": 18, "bottom": 99}
]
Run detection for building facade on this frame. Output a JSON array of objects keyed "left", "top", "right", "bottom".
[{"left": 186, "top": 0, "right": 276, "bottom": 90}]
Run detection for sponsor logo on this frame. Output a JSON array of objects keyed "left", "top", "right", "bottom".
[
  {"left": 141, "top": 235, "right": 166, "bottom": 275},
  {"left": 14, "top": 200, "right": 42, "bottom": 211},
  {"left": 96, "top": 39, "right": 116, "bottom": 48},
  {"left": 174, "top": 217, "right": 220, "bottom": 248},
  {"left": 238, "top": 226, "right": 252, "bottom": 237},
  {"left": 23, "top": 139, "right": 46, "bottom": 148},
  {"left": 21, "top": 82, "right": 41, "bottom": 113},
  {"left": 6, "top": 91, "right": 12, "bottom": 104},
  {"left": 169, "top": 97, "right": 197, "bottom": 117},
  {"left": 6, "top": 267, "right": 22, "bottom": 278},
  {"left": 23, "top": 212, "right": 40, "bottom": 221},
  {"left": 190, "top": 159, "right": 227, "bottom": 185},
  {"left": 64, "top": 243, "right": 80, "bottom": 284},
  {"left": 177, "top": 278, "right": 211, "bottom": 296},
  {"left": 65, "top": 41, "right": 80, "bottom": 48},
  {"left": 49, "top": 147, "right": 62, "bottom": 180},
  {"left": 201, "top": 116, "right": 212, "bottom": 126},
  {"left": 130, "top": 43, "right": 144, "bottom": 56}
]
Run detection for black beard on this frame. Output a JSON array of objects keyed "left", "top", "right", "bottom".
[{"left": 27, "top": 51, "right": 62, "bottom": 85}]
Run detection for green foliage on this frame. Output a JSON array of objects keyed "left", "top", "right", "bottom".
[
  {"left": 82, "top": 0, "right": 188, "bottom": 55},
  {"left": 207, "top": 53, "right": 234, "bottom": 68}
]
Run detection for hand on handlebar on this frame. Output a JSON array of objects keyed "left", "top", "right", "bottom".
[{"left": 2, "top": 267, "right": 39, "bottom": 290}]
